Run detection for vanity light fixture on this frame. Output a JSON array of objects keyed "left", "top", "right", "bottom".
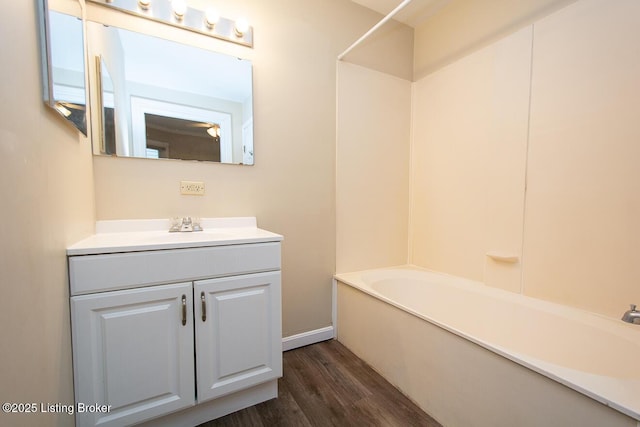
[
  {"left": 234, "top": 18, "right": 249, "bottom": 37},
  {"left": 204, "top": 8, "right": 219, "bottom": 29},
  {"left": 87, "top": 0, "right": 254, "bottom": 48},
  {"left": 172, "top": 0, "right": 186, "bottom": 20}
]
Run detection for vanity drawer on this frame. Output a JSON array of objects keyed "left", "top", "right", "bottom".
[{"left": 69, "top": 242, "right": 281, "bottom": 295}]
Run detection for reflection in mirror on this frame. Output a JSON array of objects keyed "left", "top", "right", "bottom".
[
  {"left": 39, "top": 5, "right": 87, "bottom": 134},
  {"left": 88, "top": 21, "right": 254, "bottom": 165},
  {"left": 97, "top": 57, "right": 116, "bottom": 154},
  {"left": 144, "top": 115, "right": 224, "bottom": 161}
]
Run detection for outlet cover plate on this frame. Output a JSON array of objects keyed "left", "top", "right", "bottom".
[{"left": 180, "top": 181, "right": 205, "bottom": 195}]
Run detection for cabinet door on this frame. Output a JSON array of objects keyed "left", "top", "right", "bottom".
[
  {"left": 71, "top": 283, "right": 195, "bottom": 427},
  {"left": 195, "top": 271, "right": 282, "bottom": 402}
]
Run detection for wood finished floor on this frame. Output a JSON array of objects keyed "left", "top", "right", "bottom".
[{"left": 199, "top": 340, "right": 442, "bottom": 427}]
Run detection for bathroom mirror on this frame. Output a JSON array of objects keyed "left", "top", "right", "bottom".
[
  {"left": 38, "top": 1, "right": 88, "bottom": 135},
  {"left": 88, "top": 21, "right": 254, "bottom": 165}
]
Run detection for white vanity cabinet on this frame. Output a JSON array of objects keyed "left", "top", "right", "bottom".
[
  {"left": 71, "top": 283, "right": 196, "bottom": 425},
  {"left": 194, "top": 272, "right": 281, "bottom": 402},
  {"left": 67, "top": 218, "right": 283, "bottom": 427}
]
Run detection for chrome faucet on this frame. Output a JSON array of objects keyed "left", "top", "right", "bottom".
[
  {"left": 169, "top": 217, "right": 203, "bottom": 233},
  {"left": 621, "top": 304, "right": 640, "bottom": 324}
]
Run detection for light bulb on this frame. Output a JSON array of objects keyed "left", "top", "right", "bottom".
[
  {"left": 234, "top": 18, "right": 249, "bottom": 37},
  {"left": 205, "top": 8, "right": 219, "bottom": 28},
  {"left": 138, "top": 0, "right": 151, "bottom": 10},
  {"left": 207, "top": 125, "right": 220, "bottom": 138},
  {"left": 172, "top": 0, "right": 187, "bottom": 19}
]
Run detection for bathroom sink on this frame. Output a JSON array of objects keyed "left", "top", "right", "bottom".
[
  {"left": 67, "top": 217, "right": 283, "bottom": 256},
  {"left": 142, "top": 231, "right": 232, "bottom": 244}
]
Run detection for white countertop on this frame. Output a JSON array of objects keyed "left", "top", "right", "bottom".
[{"left": 67, "top": 217, "right": 283, "bottom": 256}]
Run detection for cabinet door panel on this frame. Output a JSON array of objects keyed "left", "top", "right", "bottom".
[
  {"left": 195, "top": 272, "right": 282, "bottom": 402},
  {"left": 71, "top": 283, "right": 195, "bottom": 427}
]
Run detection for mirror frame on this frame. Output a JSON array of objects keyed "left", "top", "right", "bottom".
[{"left": 37, "top": 0, "right": 88, "bottom": 135}]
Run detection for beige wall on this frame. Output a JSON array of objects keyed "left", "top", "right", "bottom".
[
  {"left": 411, "top": 26, "right": 531, "bottom": 293},
  {"left": 413, "top": 0, "right": 577, "bottom": 79},
  {"left": 91, "top": 0, "right": 411, "bottom": 338},
  {"left": 336, "top": 62, "right": 411, "bottom": 273},
  {"left": 522, "top": 0, "right": 640, "bottom": 317},
  {"left": 411, "top": 0, "right": 640, "bottom": 318},
  {"left": 0, "top": 2, "right": 95, "bottom": 426},
  {"left": 340, "top": 19, "right": 414, "bottom": 81}
]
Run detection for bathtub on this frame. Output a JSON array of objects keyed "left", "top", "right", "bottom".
[{"left": 335, "top": 266, "right": 640, "bottom": 427}]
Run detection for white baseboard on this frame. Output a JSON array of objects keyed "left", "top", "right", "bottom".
[{"left": 282, "top": 326, "right": 335, "bottom": 351}]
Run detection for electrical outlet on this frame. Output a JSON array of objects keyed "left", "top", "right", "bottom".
[{"left": 180, "top": 180, "right": 205, "bottom": 195}]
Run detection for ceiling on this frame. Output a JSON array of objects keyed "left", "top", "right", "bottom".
[{"left": 350, "top": 0, "right": 452, "bottom": 28}]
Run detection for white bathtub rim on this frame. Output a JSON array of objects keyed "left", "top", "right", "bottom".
[
  {"left": 337, "top": 265, "right": 639, "bottom": 340},
  {"left": 512, "top": 352, "right": 640, "bottom": 421},
  {"left": 334, "top": 265, "right": 640, "bottom": 421}
]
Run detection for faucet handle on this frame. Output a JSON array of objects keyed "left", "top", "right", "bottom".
[
  {"left": 631, "top": 304, "right": 637, "bottom": 312},
  {"left": 180, "top": 216, "right": 194, "bottom": 232}
]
